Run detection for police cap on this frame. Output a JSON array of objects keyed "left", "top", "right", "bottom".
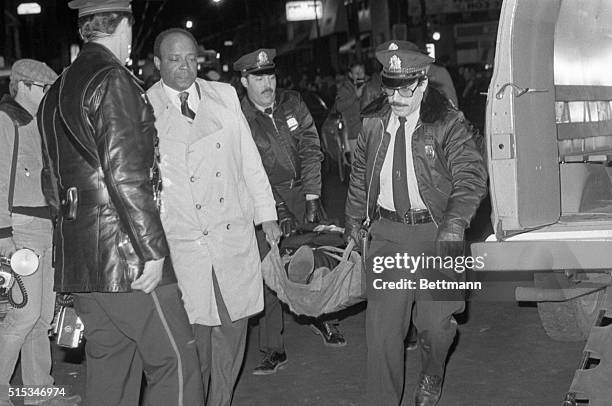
[
  {"left": 233, "top": 49, "right": 276, "bottom": 76},
  {"left": 68, "top": 0, "right": 132, "bottom": 18},
  {"left": 375, "top": 40, "right": 434, "bottom": 89}
]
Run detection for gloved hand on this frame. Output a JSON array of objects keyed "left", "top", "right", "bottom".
[
  {"left": 276, "top": 202, "right": 299, "bottom": 237},
  {"left": 304, "top": 198, "right": 327, "bottom": 224},
  {"left": 343, "top": 223, "right": 360, "bottom": 247},
  {"left": 435, "top": 221, "right": 466, "bottom": 259},
  {"left": 343, "top": 218, "right": 365, "bottom": 253}
]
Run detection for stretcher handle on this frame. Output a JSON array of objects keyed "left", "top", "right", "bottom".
[{"left": 316, "top": 239, "right": 355, "bottom": 262}]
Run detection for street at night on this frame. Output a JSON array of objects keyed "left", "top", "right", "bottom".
[
  {"left": 2, "top": 0, "right": 612, "bottom": 405},
  {"left": 10, "top": 172, "right": 586, "bottom": 405}
]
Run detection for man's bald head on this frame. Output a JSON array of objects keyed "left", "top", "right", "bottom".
[
  {"left": 153, "top": 28, "right": 197, "bottom": 58},
  {"left": 154, "top": 28, "right": 199, "bottom": 91}
]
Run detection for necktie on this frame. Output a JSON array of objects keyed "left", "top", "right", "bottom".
[
  {"left": 392, "top": 116, "right": 411, "bottom": 217},
  {"left": 264, "top": 107, "right": 273, "bottom": 115},
  {"left": 179, "top": 91, "right": 196, "bottom": 120}
]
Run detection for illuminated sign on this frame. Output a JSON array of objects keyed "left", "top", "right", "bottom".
[
  {"left": 286, "top": 1, "right": 322, "bottom": 22},
  {"left": 408, "top": 0, "right": 502, "bottom": 16},
  {"left": 17, "top": 2, "right": 41, "bottom": 15}
]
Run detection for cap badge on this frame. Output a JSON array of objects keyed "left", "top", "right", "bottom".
[
  {"left": 257, "top": 51, "right": 269, "bottom": 67},
  {"left": 388, "top": 42, "right": 399, "bottom": 51},
  {"left": 389, "top": 55, "right": 402, "bottom": 72}
]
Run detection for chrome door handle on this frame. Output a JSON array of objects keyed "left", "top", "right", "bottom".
[{"left": 495, "top": 82, "right": 548, "bottom": 99}]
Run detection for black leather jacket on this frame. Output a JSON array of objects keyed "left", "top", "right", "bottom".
[
  {"left": 240, "top": 89, "right": 323, "bottom": 199},
  {"left": 345, "top": 87, "right": 487, "bottom": 235},
  {"left": 38, "top": 42, "right": 175, "bottom": 293}
]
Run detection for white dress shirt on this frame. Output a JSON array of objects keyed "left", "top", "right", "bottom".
[
  {"left": 162, "top": 81, "right": 201, "bottom": 119},
  {"left": 377, "top": 110, "right": 427, "bottom": 211}
]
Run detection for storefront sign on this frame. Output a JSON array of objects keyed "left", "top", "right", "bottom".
[
  {"left": 17, "top": 2, "right": 41, "bottom": 15},
  {"left": 408, "top": 0, "right": 503, "bottom": 16},
  {"left": 286, "top": 1, "right": 323, "bottom": 21}
]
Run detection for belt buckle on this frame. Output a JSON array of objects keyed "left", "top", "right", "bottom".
[{"left": 402, "top": 210, "right": 414, "bottom": 224}]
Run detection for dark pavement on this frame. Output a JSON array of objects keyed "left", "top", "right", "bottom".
[{"left": 10, "top": 168, "right": 585, "bottom": 406}]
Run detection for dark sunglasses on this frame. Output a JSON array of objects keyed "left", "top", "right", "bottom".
[{"left": 382, "top": 80, "right": 424, "bottom": 98}]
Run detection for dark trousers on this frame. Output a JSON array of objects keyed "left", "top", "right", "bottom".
[
  {"left": 193, "top": 272, "right": 248, "bottom": 406},
  {"left": 365, "top": 219, "right": 464, "bottom": 406},
  {"left": 256, "top": 185, "right": 305, "bottom": 354},
  {"left": 74, "top": 283, "right": 204, "bottom": 406}
]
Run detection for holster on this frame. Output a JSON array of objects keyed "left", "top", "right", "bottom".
[
  {"left": 358, "top": 227, "right": 370, "bottom": 272},
  {"left": 62, "top": 187, "right": 78, "bottom": 220},
  {"left": 60, "top": 186, "right": 110, "bottom": 221}
]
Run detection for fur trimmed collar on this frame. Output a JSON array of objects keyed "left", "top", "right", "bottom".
[{"left": 361, "top": 86, "right": 454, "bottom": 124}]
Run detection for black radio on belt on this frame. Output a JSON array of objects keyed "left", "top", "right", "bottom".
[
  {"left": 61, "top": 186, "right": 111, "bottom": 221},
  {"left": 62, "top": 187, "right": 79, "bottom": 220}
]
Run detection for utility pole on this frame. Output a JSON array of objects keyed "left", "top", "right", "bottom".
[
  {"left": 419, "top": 0, "right": 428, "bottom": 43},
  {"left": 345, "top": 0, "right": 361, "bottom": 61},
  {"left": 313, "top": 0, "right": 320, "bottom": 39}
]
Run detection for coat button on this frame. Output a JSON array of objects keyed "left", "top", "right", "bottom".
[
  {"left": 203, "top": 230, "right": 208, "bottom": 236},
  {"left": 226, "top": 224, "right": 231, "bottom": 230},
  {"left": 190, "top": 176, "right": 196, "bottom": 182},
  {"left": 195, "top": 204, "right": 202, "bottom": 210},
  {"left": 216, "top": 171, "right": 221, "bottom": 177},
  {"left": 216, "top": 142, "right": 221, "bottom": 149},
  {"left": 219, "top": 197, "right": 224, "bottom": 203}
]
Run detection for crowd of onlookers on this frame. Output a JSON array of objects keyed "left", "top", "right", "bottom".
[{"left": 122, "top": 52, "right": 493, "bottom": 137}]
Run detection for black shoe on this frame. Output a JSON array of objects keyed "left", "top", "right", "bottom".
[
  {"left": 252, "top": 351, "right": 288, "bottom": 375},
  {"left": 310, "top": 321, "right": 347, "bottom": 347},
  {"left": 414, "top": 374, "right": 443, "bottom": 406},
  {"left": 405, "top": 338, "right": 418, "bottom": 351}
]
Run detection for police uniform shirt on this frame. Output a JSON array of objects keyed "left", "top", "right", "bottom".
[
  {"left": 377, "top": 110, "right": 427, "bottom": 211},
  {"left": 162, "top": 81, "right": 201, "bottom": 119}
]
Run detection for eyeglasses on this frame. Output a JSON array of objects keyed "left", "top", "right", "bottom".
[
  {"left": 382, "top": 81, "right": 423, "bottom": 98},
  {"left": 30, "top": 83, "right": 51, "bottom": 93}
]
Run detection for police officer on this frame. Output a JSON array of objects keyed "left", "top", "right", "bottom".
[
  {"left": 344, "top": 41, "right": 487, "bottom": 405},
  {"left": 37, "top": 2, "right": 204, "bottom": 405},
  {"left": 234, "top": 49, "right": 346, "bottom": 376}
]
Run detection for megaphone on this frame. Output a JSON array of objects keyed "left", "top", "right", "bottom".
[{"left": 5, "top": 248, "right": 39, "bottom": 276}]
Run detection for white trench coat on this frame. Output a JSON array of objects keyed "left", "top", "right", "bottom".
[{"left": 147, "top": 79, "right": 277, "bottom": 325}]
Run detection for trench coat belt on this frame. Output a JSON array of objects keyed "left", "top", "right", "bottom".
[{"left": 376, "top": 205, "right": 433, "bottom": 225}]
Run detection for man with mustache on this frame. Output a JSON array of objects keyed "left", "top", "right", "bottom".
[
  {"left": 344, "top": 41, "right": 487, "bottom": 405},
  {"left": 234, "top": 49, "right": 346, "bottom": 376}
]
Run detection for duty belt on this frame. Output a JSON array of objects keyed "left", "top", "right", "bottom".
[
  {"left": 61, "top": 187, "right": 110, "bottom": 221},
  {"left": 61, "top": 187, "right": 110, "bottom": 206},
  {"left": 377, "top": 206, "right": 433, "bottom": 225}
]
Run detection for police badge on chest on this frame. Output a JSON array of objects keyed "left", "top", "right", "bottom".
[
  {"left": 286, "top": 115, "right": 298, "bottom": 131},
  {"left": 425, "top": 144, "right": 436, "bottom": 160}
]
